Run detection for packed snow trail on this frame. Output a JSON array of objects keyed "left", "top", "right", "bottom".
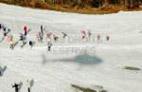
[{"left": 0, "top": 3, "right": 142, "bottom": 92}]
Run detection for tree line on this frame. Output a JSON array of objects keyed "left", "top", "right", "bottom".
[
  {"left": 1, "top": 0, "right": 141, "bottom": 8},
  {"left": 0, "top": 0, "right": 142, "bottom": 13},
  {"left": 42, "top": 0, "right": 142, "bottom": 8}
]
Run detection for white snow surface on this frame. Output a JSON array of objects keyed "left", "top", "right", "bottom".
[{"left": 0, "top": 3, "right": 142, "bottom": 92}]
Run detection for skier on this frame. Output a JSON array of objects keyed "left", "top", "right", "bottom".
[
  {"left": 106, "top": 35, "right": 110, "bottom": 41},
  {"left": 61, "top": 32, "right": 67, "bottom": 39},
  {"left": 97, "top": 34, "right": 100, "bottom": 41},
  {"left": 7, "top": 35, "right": 14, "bottom": 49},
  {"left": 46, "top": 32, "right": 52, "bottom": 39},
  {"left": 19, "top": 33, "right": 25, "bottom": 41},
  {"left": 12, "top": 83, "right": 21, "bottom": 92},
  {"left": 26, "top": 79, "right": 34, "bottom": 92},
  {"left": 47, "top": 39, "right": 53, "bottom": 51},
  {"left": 36, "top": 25, "right": 45, "bottom": 42},
  {"left": 53, "top": 34, "right": 59, "bottom": 42},
  {"left": 36, "top": 32, "right": 43, "bottom": 42},
  {"left": 0, "top": 66, "right": 3, "bottom": 76},
  {"left": 0, "top": 23, "right": 2, "bottom": 30},
  {"left": 4, "top": 28, "right": 11, "bottom": 37},
  {"left": 3, "top": 26, "right": 6, "bottom": 32},
  {"left": 16, "top": 26, "right": 31, "bottom": 48},
  {"left": 0, "top": 23, "right": 3, "bottom": 32},
  {"left": 0, "top": 28, "right": 11, "bottom": 42},
  {"left": 40, "top": 25, "right": 44, "bottom": 35},
  {"left": 24, "top": 25, "right": 28, "bottom": 36},
  {"left": 29, "top": 41, "right": 35, "bottom": 48},
  {"left": 27, "top": 80, "right": 31, "bottom": 92},
  {"left": 87, "top": 30, "right": 92, "bottom": 40},
  {"left": 81, "top": 30, "right": 86, "bottom": 39},
  {"left": 19, "top": 33, "right": 27, "bottom": 48}
]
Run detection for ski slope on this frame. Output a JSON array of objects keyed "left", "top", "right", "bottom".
[{"left": 0, "top": 3, "right": 142, "bottom": 92}]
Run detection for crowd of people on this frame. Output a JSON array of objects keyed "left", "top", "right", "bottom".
[
  {"left": 0, "top": 23, "right": 111, "bottom": 92},
  {"left": 0, "top": 23, "right": 110, "bottom": 51}
]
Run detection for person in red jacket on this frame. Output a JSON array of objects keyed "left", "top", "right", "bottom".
[{"left": 23, "top": 25, "right": 29, "bottom": 36}]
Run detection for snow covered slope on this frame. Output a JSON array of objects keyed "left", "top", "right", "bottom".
[{"left": 0, "top": 3, "right": 142, "bottom": 92}]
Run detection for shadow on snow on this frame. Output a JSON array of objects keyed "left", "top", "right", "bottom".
[{"left": 41, "top": 53, "right": 103, "bottom": 66}]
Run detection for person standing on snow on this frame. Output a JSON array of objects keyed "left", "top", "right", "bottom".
[
  {"left": 27, "top": 80, "right": 31, "bottom": 92},
  {"left": 19, "top": 33, "right": 27, "bottom": 48},
  {"left": 0, "top": 69, "right": 2, "bottom": 76},
  {"left": 0, "top": 27, "right": 11, "bottom": 42},
  {"left": 61, "top": 32, "right": 67, "bottom": 39},
  {"left": 106, "top": 35, "right": 110, "bottom": 41},
  {"left": 53, "top": 34, "right": 59, "bottom": 42},
  {"left": 7, "top": 34, "right": 14, "bottom": 49},
  {"left": 87, "top": 30, "right": 92, "bottom": 40},
  {"left": 0, "top": 23, "right": 2, "bottom": 30},
  {"left": 46, "top": 32, "right": 52, "bottom": 40},
  {"left": 40, "top": 25, "right": 44, "bottom": 36},
  {"left": 3, "top": 26, "right": 6, "bottom": 32},
  {"left": 23, "top": 25, "right": 31, "bottom": 36},
  {"left": 18, "top": 25, "right": 31, "bottom": 48},
  {"left": 4, "top": 28, "right": 11, "bottom": 37},
  {"left": 36, "top": 32, "right": 43, "bottom": 42},
  {"left": 0, "top": 66, "right": 2, "bottom": 76},
  {"left": 0, "top": 24, "right": 4, "bottom": 32},
  {"left": 97, "top": 34, "right": 101, "bottom": 41},
  {"left": 19, "top": 33, "right": 26, "bottom": 41},
  {"left": 36, "top": 25, "right": 45, "bottom": 42},
  {"left": 12, "top": 82, "right": 22, "bottom": 92},
  {"left": 81, "top": 30, "right": 86, "bottom": 40},
  {"left": 24, "top": 25, "right": 28, "bottom": 36},
  {"left": 26, "top": 79, "right": 34, "bottom": 92},
  {"left": 47, "top": 39, "right": 53, "bottom": 51},
  {"left": 28, "top": 40, "right": 35, "bottom": 48}
]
